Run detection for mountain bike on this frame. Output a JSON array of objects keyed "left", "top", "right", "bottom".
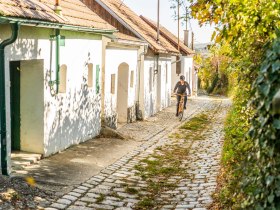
[{"left": 176, "top": 93, "right": 186, "bottom": 121}]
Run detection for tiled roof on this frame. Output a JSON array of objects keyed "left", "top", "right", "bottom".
[
  {"left": 140, "top": 16, "right": 195, "bottom": 55},
  {"left": 115, "top": 32, "right": 144, "bottom": 43},
  {"left": 0, "top": 0, "right": 115, "bottom": 30},
  {"left": 96, "top": 0, "right": 179, "bottom": 54}
]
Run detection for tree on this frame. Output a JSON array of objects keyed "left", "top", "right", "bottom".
[
  {"left": 171, "top": 0, "right": 280, "bottom": 208},
  {"left": 198, "top": 44, "right": 231, "bottom": 95}
]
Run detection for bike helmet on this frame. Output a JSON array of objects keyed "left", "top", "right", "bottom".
[{"left": 179, "top": 75, "right": 185, "bottom": 80}]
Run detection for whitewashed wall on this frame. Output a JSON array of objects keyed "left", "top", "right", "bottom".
[
  {"left": 143, "top": 58, "right": 156, "bottom": 118},
  {"left": 103, "top": 48, "right": 138, "bottom": 127},
  {"left": 156, "top": 59, "right": 171, "bottom": 112},
  {"left": 1, "top": 25, "right": 103, "bottom": 172},
  {"left": 171, "top": 55, "right": 194, "bottom": 95},
  {"left": 171, "top": 56, "right": 178, "bottom": 92},
  {"left": 142, "top": 56, "right": 172, "bottom": 119},
  {"left": 44, "top": 30, "right": 103, "bottom": 156},
  {"left": 182, "top": 56, "right": 193, "bottom": 95}
]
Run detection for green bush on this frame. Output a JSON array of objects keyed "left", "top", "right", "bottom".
[
  {"left": 245, "top": 32, "right": 280, "bottom": 209},
  {"left": 218, "top": 77, "right": 254, "bottom": 209},
  {"left": 219, "top": 32, "right": 280, "bottom": 209}
]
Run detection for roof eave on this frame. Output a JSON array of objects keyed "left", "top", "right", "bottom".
[
  {"left": 95, "top": 0, "right": 146, "bottom": 39},
  {"left": 0, "top": 16, "right": 117, "bottom": 34},
  {"left": 113, "top": 38, "right": 148, "bottom": 47}
]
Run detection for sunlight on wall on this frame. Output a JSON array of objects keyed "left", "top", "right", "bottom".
[
  {"left": 59, "top": 64, "right": 67, "bottom": 93},
  {"left": 88, "top": 63, "right": 93, "bottom": 88},
  {"left": 111, "top": 74, "right": 116, "bottom": 94}
]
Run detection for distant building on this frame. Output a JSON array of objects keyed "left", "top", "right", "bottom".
[
  {"left": 194, "top": 43, "right": 212, "bottom": 57},
  {"left": 140, "top": 16, "right": 197, "bottom": 96},
  {"left": 82, "top": 0, "right": 180, "bottom": 121}
]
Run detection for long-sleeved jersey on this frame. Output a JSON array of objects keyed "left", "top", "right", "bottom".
[{"left": 174, "top": 81, "right": 191, "bottom": 95}]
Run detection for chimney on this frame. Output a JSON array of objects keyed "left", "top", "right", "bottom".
[
  {"left": 55, "top": 0, "right": 62, "bottom": 16},
  {"left": 184, "top": 30, "right": 189, "bottom": 47}
]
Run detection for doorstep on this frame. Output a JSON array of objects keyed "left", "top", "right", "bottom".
[{"left": 11, "top": 151, "right": 43, "bottom": 173}]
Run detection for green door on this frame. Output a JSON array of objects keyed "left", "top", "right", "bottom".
[{"left": 10, "top": 61, "right": 20, "bottom": 151}]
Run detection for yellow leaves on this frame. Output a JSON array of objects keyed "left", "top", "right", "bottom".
[
  {"left": 213, "top": 17, "right": 220, "bottom": 24},
  {"left": 215, "top": 7, "right": 223, "bottom": 16},
  {"left": 215, "top": 34, "right": 222, "bottom": 43},
  {"left": 191, "top": 10, "right": 196, "bottom": 18},
  {"left": 211, "top": 31, "right": 217, "bottom": 41},
  {"left": 25, "top": 176, "right": 36, "bottom": 187},
  {"left": 205, "top": 3, "right": 211, "bottom": 10}
]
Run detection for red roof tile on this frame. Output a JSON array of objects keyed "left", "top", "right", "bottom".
[
  {"left": 96, "top": 0, "right": 179, "bottom": 54},
  {"left": 140, "top": 16, "right": 195, "bottom": 55},
  {"left": 115, "top": 32, "right": 144, "bottom": 43},
  {"left": 0, "top": 0, "right": 115, "bottom": 30}
]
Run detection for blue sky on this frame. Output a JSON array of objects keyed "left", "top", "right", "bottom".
[{"left": 123, "top": 0, "right": 215, "bottom": 44}]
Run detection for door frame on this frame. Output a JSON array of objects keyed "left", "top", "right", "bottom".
[{"left": 10, "top": 61, "right": 21, "bottom": 151}]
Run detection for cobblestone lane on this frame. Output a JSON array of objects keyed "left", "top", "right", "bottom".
[{"left": 47, "top": 96, "right": 230, "bottom": 210}]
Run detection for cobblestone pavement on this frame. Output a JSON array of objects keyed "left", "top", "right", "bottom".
[
  {"left": 117, "top": 96, "right": 214, "bottom": 142},
  {"left": 47, "top": 96, "right": 230, "bottom": 210}
]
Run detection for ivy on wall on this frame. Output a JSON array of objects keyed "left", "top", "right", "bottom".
[{"left": 246, "top": 32, "right": 280, "bottom": 209}]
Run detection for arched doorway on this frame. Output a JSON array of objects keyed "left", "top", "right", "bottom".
[{"left": 117, "top": 63, "right": 129, "bottom": 123}]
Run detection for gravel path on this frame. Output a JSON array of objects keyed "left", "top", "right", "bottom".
[{"left": 46, "top": 96, "right": 231, "bottom": 210}]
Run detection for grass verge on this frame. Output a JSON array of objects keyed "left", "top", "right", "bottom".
[{"left": 132, "top": 112, "right": 212, "bottom": 209}]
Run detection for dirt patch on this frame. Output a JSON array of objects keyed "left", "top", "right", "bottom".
[{"left": 0, "top": 175, "right": 57, "bottom": 209}]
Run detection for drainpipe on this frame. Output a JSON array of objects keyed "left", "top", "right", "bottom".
[
  {"left": 48, "top": 29, "right": 61, "bottom": 95},
  {"left": 54, "top": 0, "right": 62, "bottom": 94},
  {"left": 155, "top": 54, "right": 159, "bottom": 75},
  {"left": 55, "top": 29, "right": 60, "bottom": 94},
  {"left": 48, "top": 0, "right": 62, "bottom": 95},
  {"left": 171, "top": 56, "right": 181, "bottom": 64},
  {"left": 54, "top": 0, "right": 61, "bottom": 94},
  {"left": 0, "top": 22, "right": 19, "bottom": 175}
]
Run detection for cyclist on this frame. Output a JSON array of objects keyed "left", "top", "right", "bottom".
[{"left": 173, "top": 75, "right": 191, "bottom": 116}]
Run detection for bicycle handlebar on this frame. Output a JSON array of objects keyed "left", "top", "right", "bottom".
[{"left": 174, "top": 93, "right": 188, "bottom": 96}]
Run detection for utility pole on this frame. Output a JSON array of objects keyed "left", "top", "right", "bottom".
[
  {"left": 186, "top": 8, "right": 188, "bottom": 31},
  {"left": 184, "top": 7, "right": 189, "bottom": 47},
  {"left": 157, "top": 0, "right": 160, "bottom": 42},
  {"left": 177, "top": 0, "right": 180, "bottom": 51}
]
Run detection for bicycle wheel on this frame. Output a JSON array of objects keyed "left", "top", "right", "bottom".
[{"left": 178, "top": 110, "right": 184, "bottom": 121}]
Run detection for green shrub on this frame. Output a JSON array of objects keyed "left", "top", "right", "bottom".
[
  {"left": 244, "top": 32, "right": 280, "bottom": 209},
  {"left": 218, "top": 77, "right": 254, "bottom": 209},
  {"left": 219, "top": 32, "right": 280, "bottom": 210}
]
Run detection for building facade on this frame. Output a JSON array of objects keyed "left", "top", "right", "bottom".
[{"left": 0, "top": 0, "right": 116, "bottom": 174}]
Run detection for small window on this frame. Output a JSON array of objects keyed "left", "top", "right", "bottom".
[
  {"left": 59, "top": 64, "right": 67, "bottom": 93},
  {"left": 111, "top": 74, "right": 115, "bottom": 94},
  {"left": 130, "top": 71, "right": 134, "bottom": 88},
  {"left": 88, "top": 63, "right": 93, "bottom": 88},
  {"left": 149, "top": 67, "right": 153, "bottom": 92}
]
